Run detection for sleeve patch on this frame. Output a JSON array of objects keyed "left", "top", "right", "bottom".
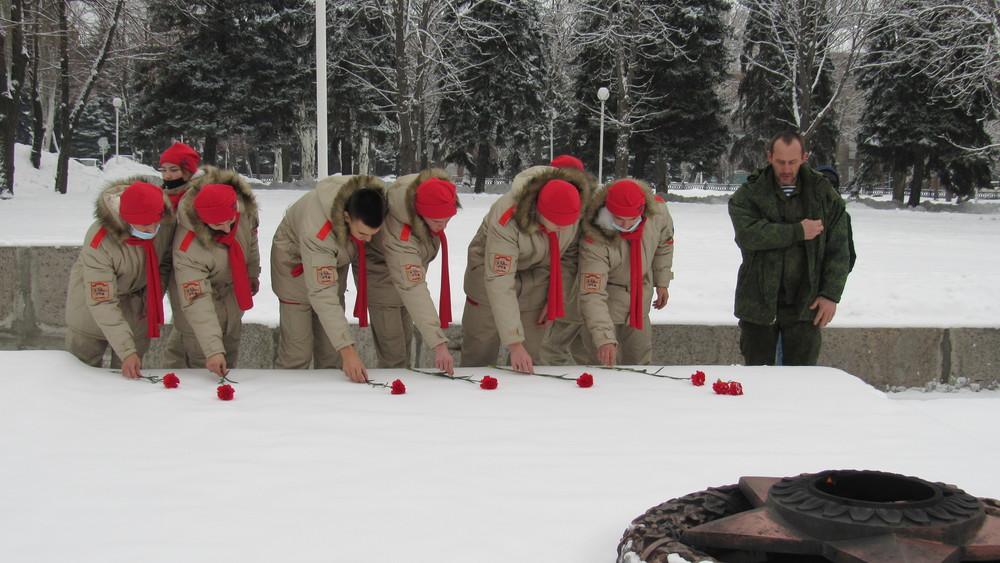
[
  {"left": 582, "top": 273, "right": 603, "bottom": 294},
  {"left": 399, "top": 224, "right": 412, "bottom": 242},
  {"left": 403, "top": 263, "right": 424, "bottom": 283},
  {"left": 491, "top": 254, "right": 513, "bottom": 275},
  {"left": 655, "top": 195, "right": 666, "bottom": 203},
  {"left": 89, "top": 281, "right": 112, "bottom": 303},
  {"left": 315, "top": 265, "right": 337, "bottom": 287},
  {"left": 182, "top": 280, "right": 205, "bottom": 304},
  {"left": 662, "top": 238, "right": 674, "bottom": 247}
]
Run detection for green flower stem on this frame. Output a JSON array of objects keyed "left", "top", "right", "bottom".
[
  {"left": 591, "top": 365, "right": 687, "bottom": 380},
  {"left": 490, "top": 365, "right": 573, "bottom": 381},
  {"left": 217, "top": 374, "right": 239, "bottom": 385},
  {"left": 138, "top": 375, "right": 162, "bottom": 384},
  {"left": 409, "top": 368, "right": 478, "bottom": 384}
]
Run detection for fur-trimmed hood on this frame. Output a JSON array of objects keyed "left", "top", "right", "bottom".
[
  {"left": 94, "top": 175, "right": 174, "bottom": 242},
  {"left": 508, "top": 166, "right": 593, "bottom": 233},
  {"left": 176, "top": 167, "right": 258, "bottom": 246},
  {"left": 315, "top": 174, "right": 387, "bottom": 247},
  {"left": 387, "top": 168, "right": 462, "bottom": 241},
  {"left": 581, "top": 178, "right": 661, "bottom": 245}
]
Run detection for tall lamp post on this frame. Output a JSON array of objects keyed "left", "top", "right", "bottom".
[
  {"left": 597, "top": 87, "right": 609, "bottom": 185},
  {"left": 548, "top": 109, "right": 555, "bottom": 162},
  {"left": 112, "top": 97, "right": 122, "bottom": 163}
]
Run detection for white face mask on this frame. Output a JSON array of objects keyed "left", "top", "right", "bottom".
[
  {"left": 129, "top": 225, "right": 159, "bottom": 240},
  {"left": 598, "top": 207, "right": 642, "bottom": 233}
]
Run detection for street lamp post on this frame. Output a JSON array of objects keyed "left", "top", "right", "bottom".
[
  {"left": 597, "top": 87, "right": 610, "bottom": 185},
  {"left": 112, "top": 97, "right": 122, "bottom": 163},
  {"left": 548, "top": 109, "right": 554, "bottom": 162}
]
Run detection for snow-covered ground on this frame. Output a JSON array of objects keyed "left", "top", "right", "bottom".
[
  {"left": 1, "top": 351, "right": 998, "bottom": 563},
  {"left": 3, "top": 145, "right": 1000, "bottom": 562},
  {"left": 3, "top": 143, "right": 1000, "bottom": 328}
]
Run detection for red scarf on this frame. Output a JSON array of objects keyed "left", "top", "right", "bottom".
[
  {"left": 125, "top": 236, "right": 164, "bottom": 338},
  {"left": 352, "top": 235, "right": 369, "bottom": 327},
  {"left": 436, "top": 230, "right": 452, "bottom": 328},
  {"left": 167, "top": 188, "right": 187, "bottom": 211},
  {"left": 620, "top": 220, "right": 647, "bottom": 329},
  {"left": 541, "top": 226, "right": 565, "bottom": 321},
  {"left": 214, "top": 216, "right": 253, "bottom": 311}
]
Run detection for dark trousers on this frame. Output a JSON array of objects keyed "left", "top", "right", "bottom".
[{"left": 739, "top": 306, "right": 821, "bottom": 366}]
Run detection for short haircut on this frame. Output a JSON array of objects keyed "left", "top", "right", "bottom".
[
  {"left": 345, "top": 187, "right": 388, "bottom": 228},
  {"left": 768, "top": 131, "right": 806, "bottom": 154}
]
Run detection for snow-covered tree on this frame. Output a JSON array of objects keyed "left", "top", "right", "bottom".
[
  {"left": 438, "top": 0, "right": 547, "bottom": 192},
  {"left": 571, "top": 0, "right": 692, "bottom": 179},
  {"left": 731, "top": 0, "right": 876, "bottom": 169},
  {"left": 856, "top": 0, "right": 995, "bottom": 205},
  {"left": 1, "top": 0, "right": 28, "bottom": 196}
]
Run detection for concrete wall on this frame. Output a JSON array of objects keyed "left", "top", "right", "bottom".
[{"left": 3, "top": 246, "right": 997, "bottom": 390}]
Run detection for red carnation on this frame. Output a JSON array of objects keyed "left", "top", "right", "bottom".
[
  {"left": 390, "top": 379, "right": 406, "bottom": 395},
  {"left": 480, "top": 376, "right": 498, "bottom": 390},
  {"left": 691, "top": 370, "right": 706, "bottom": 386},
  {"left": 712, "top": 379, "right": 730, "bottom": 395},
  {"left": 576, "top": 372, "right": 594, "bottom": 388},
  {"left": 217, "top": 384, "right": 235, "bottom": 401},
  {"left": 728, "top": 381, "right": 744, "bottom": 395},
  {"left": 162, "top": 372, "right": 180, "bottom": 388}
]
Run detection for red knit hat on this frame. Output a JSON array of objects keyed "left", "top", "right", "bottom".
[
  {"left": 120, "top": 181, "right": 165, "bottom": 225},
  {"left": 550, "top": 154, "right": 584, "bottom": 171},
  {"left": 537, "top": 179, "right": 581, "bottom": 226},
  {"left": 194, "top": 184, "right": 238, "bottom": 224},
  {"left": 414, "top": 177, "right": 458, "bottom": 219},
  {"left": 159, "top": 142, "right": 201, "bottom": 174},
  {"left": 605, "top": 180, "right": 646, "bottom": 217}
]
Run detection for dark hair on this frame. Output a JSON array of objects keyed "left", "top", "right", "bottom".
[
  {"left": 768, "top": 131, "right": 807, "bottom": 154},
  {"left": 345, "top": 187, "right": 388, "bottom": 228}
]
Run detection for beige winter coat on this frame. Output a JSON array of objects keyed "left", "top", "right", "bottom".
[
  {"left": 368, "top": 169, "right": 457, "bottom": 349},
  {"left": 464, "top": 165, "right": 593, "bottom": 346},
  {"left": 270, "top": 175, "right": 386, "bottom": 351},
  {"left": 65, "top": 178, "right": 175, "bottom": 360},
  {"left": 579, "top": 180, "right": 675, "bottom": 348},
  {"left": 171, "top": 169, "right": 260, "bottom": 359}
]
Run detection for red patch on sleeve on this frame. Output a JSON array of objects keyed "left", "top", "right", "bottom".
[
  {"left": 582, "top": 273, "right": 603, "bottom": 294},
  {"left": 655, "top": 195, "right": 666, "bottom": 203},
  {"left": 498, "top": 206, "right": 516, "bottom": 226},
  {"left": 89, "top": 227, "right": 107, "bottom": 249},
  {"left": 491, "top": 254, "right": 513, "bottom": 275},
  {"left": 403, "top": 264, "right": 424, "bottom": 283},
  {"left": 662, "top": 238, "right": 674, "bottom": 247},
  {"left": 179, "top": 230, "right": 196, "bottom": 252},
  {"left": 291, "top": 264, "right": 304, "bottom": 277},
  {"left": 89, "top": 281, "right": 111, "bottom": 302},
  {"left": 584, "top": 236, "right": 594, "bottom": 244},
  {"left": 182, "top": 280, "right": 204, "bottom": 303},
  {"left": 315, "top": 265, "right": 336, "bottom": 287},
  {"left": 315, "top": 220, "right": 333, "bottom": 240},
  {"left": 399, "top": 224, "right": 412, "bottom": 241}
]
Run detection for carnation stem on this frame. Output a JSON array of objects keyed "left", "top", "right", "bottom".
[
  {"left": 489, "top": 365, "right": 568, "bottom": 378},
  {"left": 590, "top": 365, "right": 687, "bottom": 380},
  {"left": 409, "top": 367, "right": 478, "bottom": 384}
]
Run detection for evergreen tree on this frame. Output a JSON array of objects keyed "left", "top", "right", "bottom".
[
  {"left": 857, "top": 1, "right": 995, "bottom": 205},
  {"left": 130, "top": 0, "right": 312, "bottom": 167},
  {"left": 633, "top": 0, "right": 731, "bottom": 187},
  {"left": 438, "top": 0, "right": 547, "bottom": 193}
]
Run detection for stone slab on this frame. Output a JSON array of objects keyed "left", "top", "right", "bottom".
[{"left": 949, "top": 328, "right": 1000, "bottom": 386}]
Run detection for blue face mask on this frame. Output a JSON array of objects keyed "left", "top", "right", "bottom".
[{"left": 129, "top": 225, "right": 159, "bottom": 240}]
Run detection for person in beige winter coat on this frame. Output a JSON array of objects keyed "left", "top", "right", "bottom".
[
  {"left": 157, "top": 142, "right": 210, "bottom": 369},
  {"left": 270, "top": 175, "right": 387, "bottom": 381},
  {"left": 171, "top": 174, "right": 260, "bottom": 377},
  {"left": 367, "top": 170, "right": 460, "bottom": 374},
  {"left": 462, "top": 165, "right": 592, "bottom": 373},
  {"left": 65, "top": 180, "right": 174, "bottom": 379},
  {"left": 539, "top": 154, "right": 597, "bottom": 366},
  {"left": 579, "top": 179, "right": 675, "bottom": 366}
]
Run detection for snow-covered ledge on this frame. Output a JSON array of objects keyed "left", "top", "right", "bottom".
[{"left": 2, "top": 246, "right": 997, "bottom": 390}]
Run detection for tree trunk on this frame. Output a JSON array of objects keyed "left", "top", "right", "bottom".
[
  {"left": 891, "top": 158, "right": 907, "bottom": 202},
  {"left": 907, "top": 157, "right": 925, "bottom": 207},
  {"left": 54, "top": 0, "right": 70, "bottom": 194},
  {"left": 474, "top": 142, "right": 490, "bottom": 194},
  {"left": 272, "top": 147, "right": 282, "bottom": 183},
  {"left": 633, "top": 144, "right": 649, "bottom": 178},
  {"left": 613, "top": 54, "right": 632, "bottom": 180},
  {"left": 394, "top": 0, "right": 415, "bottom": 174},
  {"left": 281, "top": 144, "right": 291, "bottom": 181},
  {"left": 297, "top": 101, "right": 316, "bottom": 181},
  {"left": 654, "top": 153, "right": 668, "bottom": 193},
  {"left": 203, "top": 134, "right": 218, "bottom": 166},
  {"left": 29, "top": 2, "right": 44, "bottom": 170},
  {"left": 1, "top": 0, "right": 27, "bottom": 195},
  {"left": 341, "top": 115, "right": 353, "bottom": 175},
  {"left": 55, "top": 0, "right": 125, "bottom": 194},
  {"left": 358, "top": 130, "right": 371, "bottom": 175}
]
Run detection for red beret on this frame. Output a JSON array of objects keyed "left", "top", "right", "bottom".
[
  {"left": 537, "top": 180, "right": 581, "bottom": 227},
  {"left": 550, "top": 154, "right": 585, "bottom": 171},
  {"left": 605, "top": 180, "right": 646, "bottom": 218},
  {"left": 159, "top": 142, "right": 201, "bottom": 174},
  {"left": 414, "top": 177, "right": 458, "bottom": 219},
  {"left": 194, "top": 184, "right": 238, "bottom": 224},
  {"left": 120, "top": 182, "right": 165, "bottom": 225}
]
